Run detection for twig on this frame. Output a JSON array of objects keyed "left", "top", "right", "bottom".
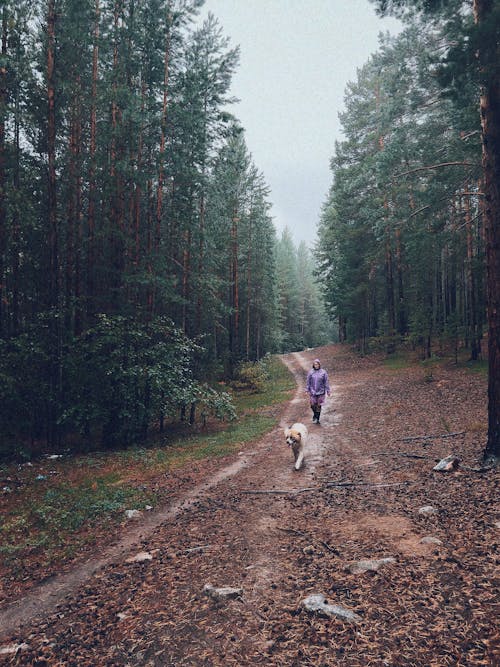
[
  {"left": 324, "top": 481, "right": 410, "bottom": 489},
  {"left": 276, "top": 527, "right": 339, "bottom": 555},
  {"left": 372, "top": 451, "right": 433, "bottom": 460},
  {"left": 180, "top": 545, "right": 210, "bottom": 554},
  {"left": 397, "top": 431, "right": 465, "bottom": 442},
  {"left": 396, "top": 162, "right": 477, "bottom": 178},
  {"left": 240, "top": 488, "right": 316, "bottom": 495},
  {"left": 461, "top": 464, "right": 495, "bottom": 473}
]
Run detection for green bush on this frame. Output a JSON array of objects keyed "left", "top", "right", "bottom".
[
  {"left": 0, "top": 314, "right": 235, "bottom": 458},
  {"left": 231, "top": 358, "right": 270, "bottom": 393}
]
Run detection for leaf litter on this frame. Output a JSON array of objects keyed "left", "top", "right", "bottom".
[{"left": 0, "top": 344, "right": 498, "bottom": 665}]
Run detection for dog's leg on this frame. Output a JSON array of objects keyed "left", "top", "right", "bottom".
[{"left": 295, "top": 450, "right": 304, "bottom": 470}]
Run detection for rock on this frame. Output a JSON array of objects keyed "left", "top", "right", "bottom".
[
  {"left": 303, "top": 545, "right": 315, "bottom": 555},
  {"left": 346, "top": 557, "right": 396, "bottom": 574},
  {"left": 302, "top": 594, "right": 361, "bottom": 623},
  {"left": 418, "top": 505, "right": 438, "bottom": 516},
  {"left": 0, "top": 644, "right": 30, "bottom": 656},
  {"left": 433, "top": 455, "right": 460, "bottom": 472},
  {"left": 124, "top": 509, "right": 142, "bottom": 519},
  {"left": 203, "top": 584, "right": 243, "bottom": 600},
  {"left": 126, "top": 551, "right": 153, "bottom": 563},
  {"left": 420, "top": 536, "right": 443, "bottom": 545}
]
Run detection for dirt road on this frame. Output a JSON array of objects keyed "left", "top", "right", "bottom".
[{"left": 0, "top": 345, "right": 498, "bottom": 665}]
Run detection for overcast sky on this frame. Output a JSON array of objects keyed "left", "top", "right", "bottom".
[{"left": 195, "top": 0, "right": 402, "bottom": 246}]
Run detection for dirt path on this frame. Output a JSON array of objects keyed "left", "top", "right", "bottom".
[
  {"left": 0, "top": 345, "right": 498, "bottom": 666},
  {"left": 0, "top": 352, "right": 312, "bottom": 640}
]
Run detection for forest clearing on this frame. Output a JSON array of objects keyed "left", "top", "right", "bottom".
[{"left": 0, "top": 344, "right": 498, "bottom": 666}]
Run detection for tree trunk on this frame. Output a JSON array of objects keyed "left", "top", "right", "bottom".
[
  {"left": 395, "top": 226, "right": 406, "bottom": 335},
  {"left": 465, "top": 192, "right": 480, "bottom": 360},
  {"left": 47, "top": 0, "right": 60, "bottom": 446},
  {"left": 230, "top": 209, "right": 239, "bottom": 369},
  {"left": 87, "top": 0, "right": 99, "bottom": 322},
  {"left": 385, "top": 230, "right": 396, "bottom": 340},
  {"left": 47, "top": 0, "right": 58, "bottom": 309},
  {"left": 474, "top": 0, "right": 500, "bottom": 461},
  {"left": 0, "top": 6, "right": 7, "bottom": 336},
  {"left": 12, "top": 71, "right": 20, "bottom": 335},
  {"left": 156, "top": 4, "right": 172, "bottom": 259}
]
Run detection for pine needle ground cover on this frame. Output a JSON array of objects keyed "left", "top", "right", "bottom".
[{"left": 0, "top": 345, "right": 497, "bottom": 666}]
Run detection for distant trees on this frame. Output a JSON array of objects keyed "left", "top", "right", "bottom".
[
  {"left": 276, "top": 229, "right": 332, "bottom": 351},
  {"left": 0, "top": 1, "right": 328, "bottom": 457}
]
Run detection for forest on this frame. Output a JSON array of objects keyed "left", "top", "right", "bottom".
[
  {"left": 317, "top": 0, "right": 500, "bottom": 460},
  {"left": 0, "top": 0, "right": 330, "bottom": 456},
  {"left": 0, "top": 0, "right": 499, "bottom": 461}
]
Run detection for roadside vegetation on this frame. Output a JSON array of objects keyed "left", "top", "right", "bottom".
[{"left": 0, "top": 355, "right": 295, "bottom": 588}]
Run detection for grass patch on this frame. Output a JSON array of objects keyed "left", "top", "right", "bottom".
[
  {"left": 382, "top": 352, "right": 413, "bottom": 370},
  {"left": 232, "top": 355, "right": 296, "bottom": 412},
  {"left": 0, "top": 355, "right": 295, "bottom": 575},
  {"left": 461, "top": 359, "right": 488, "bottom": 376}
]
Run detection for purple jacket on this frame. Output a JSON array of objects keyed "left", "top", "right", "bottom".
[{"left": 306, "top": 367, "right": 330, "bottom": 397}]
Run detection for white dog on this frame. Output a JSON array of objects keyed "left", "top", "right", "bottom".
[{"left": 284, "top": 422, "right": 308, "bottom": 470}]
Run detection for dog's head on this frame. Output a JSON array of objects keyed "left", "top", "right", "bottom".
[{"left": 284, "top": 427, "right": 302, "bottom": 447}]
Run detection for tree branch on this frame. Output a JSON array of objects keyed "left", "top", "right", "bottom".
[{"left": 396, "top": 162, "right": 478, "bottom": 178}]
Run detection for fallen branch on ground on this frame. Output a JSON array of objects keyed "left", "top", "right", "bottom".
[
  {"left": 373, "top": 452, "right": 433, "bottom": 460},
  {"left": 276, "top": 526, "right": 339, "bottom": 555},
  {"left": 324, "top": 481, "right": 410, "bottom": 489},
  {"left": 397, "top": 432, "right": 465, "bottom": 442},
  {"left": 240, "top": 488, "right": 316, "bottom": 495}
]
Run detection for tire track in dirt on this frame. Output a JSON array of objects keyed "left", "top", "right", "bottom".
[{"left": 0, "top": 351, "right": 326, "bottom": 643}]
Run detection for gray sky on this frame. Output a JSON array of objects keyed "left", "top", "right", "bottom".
[{"left": 196, "top": 0, "right": 401, "bottom": 246}]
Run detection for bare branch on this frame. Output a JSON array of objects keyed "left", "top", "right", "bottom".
[
  {"left": 396, "top": 162, "right": 478, "bottom": 178},
  {"left": 397, "top": 431, "right": 465, "bottom": 442}
]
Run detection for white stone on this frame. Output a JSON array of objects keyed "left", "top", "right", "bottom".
[
  {"left": 126, "top": 551, "right": 153, "bottom": 563},
  {"left": 420, "top": 536, "right": 443, "bottom": 545},
  {"left": 0, "top": 644, "right": 30, "bottom": 656},
  {"left": 433, "top": 455, "right": 460, "bottom": 472},
  {"left": 203, "top": 584, "right": 243, "bottom": 600},
  {"left": 419, "top": 505, "right": 438, "bottom": 515},
  {"left": 124, "top": 509, "right": 142, "bottom": 519},
  {"left": 346, "top": 557, "right": 396, "bottom": 574},
  {"left": 302, "top": 594, "right": 361, "bottom": 623}
]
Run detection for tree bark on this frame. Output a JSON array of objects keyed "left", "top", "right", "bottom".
[
  {"left": 473, "top": 0, "right": 500, "bottom": 461},
  {"left": 47, "top": 0, "right": 58, "bottom": 309},
  {"left": 87, "top": 0, "right": 100, "bottom": 321},
  {"left": 0, "top": 6, "right": 7, "bottom": 336}
]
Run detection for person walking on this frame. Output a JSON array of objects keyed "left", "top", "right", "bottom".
[{"left": 306, "top": 358, "right": 330, "bottom": 424}]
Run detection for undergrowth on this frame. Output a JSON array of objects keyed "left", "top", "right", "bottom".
[{"left": 0, "top": 355, "right": 295, "bottom": 573}]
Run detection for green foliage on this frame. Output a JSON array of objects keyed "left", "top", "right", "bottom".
[
  {"left": 0, "top": 0, "right": 328, "bottom": 460},
  {"left": 60, "top": 315, "right": 202, "bottom": 445},
  {"left": 0, "top": 314, "right": 237, "bottom": 458},
  {"left": 231, "top": 359, "right": 270, "bottom": 393},
  {"left": 316, "top": 21, "right": 485, "bottom": 356},
  {"left": 0, "top": 348, "right": 293, "bottom": 572}
]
